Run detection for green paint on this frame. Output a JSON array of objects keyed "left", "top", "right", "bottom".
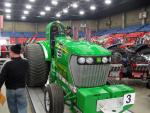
[
  {"left": 77, "top": 85, "right": 135, "bottom": 113},
  {"left": 39, "top": 21, "right": 135, "bottom": 113}
]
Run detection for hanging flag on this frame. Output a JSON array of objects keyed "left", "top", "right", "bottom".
[{"left": 0, "top": 15, "right": 4, "bottom": 30}]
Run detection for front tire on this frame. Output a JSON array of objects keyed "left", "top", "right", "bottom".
[{"left": 44, "top": 84, "right": 64, "bottom": 113}]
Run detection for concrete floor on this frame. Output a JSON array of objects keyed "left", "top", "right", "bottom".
[
  {"left": 0, "top": 80, "right": 150, "bottom": 113},
  {"left": 122, "top": 79, "right": 150, "bottom": 113}
]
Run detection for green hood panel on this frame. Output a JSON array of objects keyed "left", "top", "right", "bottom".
[{"left": 56, "top": 37, "right": 111, "bottom": 56}]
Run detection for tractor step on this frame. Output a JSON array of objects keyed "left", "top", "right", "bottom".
[{"left": 26, "top": 87, "right": 46, "bottom": 113}]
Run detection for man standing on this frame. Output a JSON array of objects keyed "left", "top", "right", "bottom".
[{"left": 0, "top": 44, "right": 29, "bottom": 113}]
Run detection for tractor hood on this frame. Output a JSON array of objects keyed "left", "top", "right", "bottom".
[{"left": 56, "top": 37, "right": 111, "bottom": 56}]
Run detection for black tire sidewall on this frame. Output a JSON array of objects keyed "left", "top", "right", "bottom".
[
  {"left": 25, "top": 44, "right": 49, "bottom": 87},
  {"left": 44, "top": 84, "right": 64, "bottom": 113}
]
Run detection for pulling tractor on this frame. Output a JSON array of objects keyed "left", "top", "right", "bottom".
[
  {"left": 25, "top": 21, "right": 135, "bottom": 113},
  {"left": 92, "top": 33, "right": 150, "bottom": 88}
]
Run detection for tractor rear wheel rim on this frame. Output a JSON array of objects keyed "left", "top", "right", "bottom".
[{"left": 45, "top": 91, "right": 50, "bottom": 111}]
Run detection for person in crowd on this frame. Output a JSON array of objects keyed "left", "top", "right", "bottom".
[{"left": 65, "top": 26, "right": 73, "bottom": 37}]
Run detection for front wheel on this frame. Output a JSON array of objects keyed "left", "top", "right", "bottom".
[{"left": 44, "top": 84, "right": 64, "bottom": 113}]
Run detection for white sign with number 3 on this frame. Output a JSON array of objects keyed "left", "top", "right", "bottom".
[{"left": 123, "top": 93, "right": 135, "bottom": 106}]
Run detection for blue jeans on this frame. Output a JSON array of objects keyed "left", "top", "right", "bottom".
[{"left": 6, "top": 88, "right": 27, "bottom": 113}]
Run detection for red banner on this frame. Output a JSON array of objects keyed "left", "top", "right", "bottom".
[{"left": 0, "top": 15, "right": 4, "bottom": 30}]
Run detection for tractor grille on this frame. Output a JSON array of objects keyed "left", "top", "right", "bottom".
[{"left": 70, "top": 56, "right": 111, "bottom": 87}]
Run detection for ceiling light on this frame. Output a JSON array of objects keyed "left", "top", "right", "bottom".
[
  {"left": 105, "top": 0, "right": 112, "bottom": 5},
  {"left": 6, "top": 15, "right": 11, "bottom": 19},
  {"left": 63, "top": 8, "right": 68, "bottom": 14},
  {"left": 72, "top": 3, "right": 78, "bottom": 8},
  {"left": 56, "top": 13, "right": 61, "bottom": 18},
  {"left": 29, "top": 0, "right": 35, "bottom": 2},
  {"left": 21, "top": 16, "right": 26, "bottom": 20},
  {"left": 5, "top": 9, "right": 11, "bottom": 13},
  {"left": 24, "top": 10, "right": 29, "bottom": 14},
  {"left": 79, "top": 10, "right": 85, "bottom": 15},
  {"left": 85, "top": 0, "right": 90, "bottom": 2},
  {"left": 26, "top": 4, "right": 32, "bottom": 9},
  {"left": 51, "top": 0, "right": 58, "bottom": 6},
  {"left": 5, "top": 2, "right": 11, "bottom": 7},
  {"left": 40, "top": 11, "right": 46, "bottom": 16},
  {"left": 90, "top": 5, "right": 96, "bottom": 10},
  {"left": 45, "top": 6, "right": 51, "bottom": 11}
]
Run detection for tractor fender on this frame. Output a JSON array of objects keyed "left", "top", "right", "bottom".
[
  {"left": 133, "top": 44, "right": 150, "bottom": 53},
  {"left": 38, "top": 41, "right": 51, "bottom": 61},
  {"left": 107, "top": 43, "right": 122, "bottom": 50}
]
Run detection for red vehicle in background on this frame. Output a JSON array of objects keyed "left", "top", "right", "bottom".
[
  {"left": 0, "top": 45, "right": 8, "bottom": 58},
  {"left": 92, "top": 32, "right": 150, "bottom": 88}
]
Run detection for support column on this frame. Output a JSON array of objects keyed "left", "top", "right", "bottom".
[
  {"left": 35, "top": 23, "right": 38, "bottom": 33},
  {"left": 96, "top": 20, "right": 99, "bottom": 31},
  {"left": 122, "top": 12, "right": 126, "bottom": 29},
  {"left": 141, "top": 7, "right": 146, "bottom": 25},
  {"left": 12, "top": 22, "right": 15, "bottom": 32}
]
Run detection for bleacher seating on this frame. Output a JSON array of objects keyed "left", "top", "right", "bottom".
[
  {"left": 1, "top": 23, "right": 150, "bottom": 40},
  {"left": 1, "top": 32, "right": 45, "bottom": 38},
  {"left": 138, "top": 24, "right": 150, "bottom": 32},
  {"left": 94, "top": 24, "right": 150, "bottom": 36}
]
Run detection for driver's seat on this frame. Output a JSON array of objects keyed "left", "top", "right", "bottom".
[{"left": 51, "top": 26, "right": 59, "bottom": 57}]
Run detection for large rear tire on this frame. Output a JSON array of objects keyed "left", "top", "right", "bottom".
[
  {"left": 44, "top": 84, "right": 64, "bottom": 113},
  {"left": 138, "top": 48, "right": 150, "bottom": 54},
  {"left": 26, "top": 44, "right": 49, "bottom": 87},
  {"left": 109, "top": 48, "right": 126, "bottom": 64}
]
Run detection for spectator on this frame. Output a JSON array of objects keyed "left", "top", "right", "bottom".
[
  {"left": 0, "top": 44, "right": 29, "bottom": 113},
  {"left": 65, "top": 26, "right": 73, "bottom": 37}
]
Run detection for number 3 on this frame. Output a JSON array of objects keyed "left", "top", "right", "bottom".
[{"left": 126, "top": 94, "right": 131, "bottom": 104}]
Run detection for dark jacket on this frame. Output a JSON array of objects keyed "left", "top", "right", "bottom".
[{"left": 0, "top": 57, "right": 29, "bottom": 89}]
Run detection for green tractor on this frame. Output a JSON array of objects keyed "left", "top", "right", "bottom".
[{"left": 25, "top": 21, "right": 135, "bottom": 113}]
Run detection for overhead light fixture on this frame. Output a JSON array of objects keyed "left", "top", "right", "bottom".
[
  {"left": 79, "top": 10, "right": 85, "bottom": 15},
  {"left": 51, "top": 0, "right": 58, "bottom": 6},
  {"left": 85, "top": 0, "right": 90, "bottom": 2},
  {"left": 5, "top": 9, "right": 11, "bottom": 13},
  {"left": 29, "top": 0, "right": 35, "bottom": 2},
  {"left": 56, "top": 13, "right": 61, "bottom": 18},
  {"left": 40, "top": 11, "right": 46, "bottom": 16},
  {"left": 90, "top": 5, "right": 96, "bottom": 10},
  {"left": 5, "top": 2, "right": 12, "bottom": 7},
  {"left": 21, "top": 16, "right": 26, "bottom": 20},
  {"left": 6, "top": 15, "right": 11, "bottom": 19},
  {"left": 26, "top": 4, "right": 32, "bottom": 9},
  {"left": 45, "top": 6, "right": 51, "bottom": 11},
  {"left": 24, "top": 10, "right": 29, "bottom": 14},
  {"left": 105, "top": 0, "right": 112, "bottom": 5},
  {"left": 63, "top": 8, "right": 68, "bottom": 14},
  {"left": 72, "top": 3, "right": 78, "bottom": 8}
]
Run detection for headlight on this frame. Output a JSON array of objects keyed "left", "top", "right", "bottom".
[
  {"left": 102, "top": 57, "right": 108, "bottom": 63},
  {"left": 78, "top": 57, "right": 86, "bottom": 64},
  {"left": 86, "top": 57, "right": 94, "bottom": 64}
]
